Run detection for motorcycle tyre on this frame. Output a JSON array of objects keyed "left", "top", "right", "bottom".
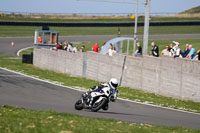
[
  {"left": 102, "top": 103, "right": 109, "bottom": 111},
  {"left": 75, "top": 100, "right": 83, "bottom": 110},
  {"left": 91, "top": 98, "right": 107, "bottom": 112}
]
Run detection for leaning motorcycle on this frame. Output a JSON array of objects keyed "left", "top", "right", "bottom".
[{"left": 74, "top": 86, "right": 114, "bottom": 112}]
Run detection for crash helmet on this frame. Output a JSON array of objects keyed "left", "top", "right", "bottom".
[{"left": 109, "top": 78, "right": 118, "bottom": 88}]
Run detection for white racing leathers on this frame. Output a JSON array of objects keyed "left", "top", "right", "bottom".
[{"left": 89, "top": 82, "right": 118, "bottom": 103}]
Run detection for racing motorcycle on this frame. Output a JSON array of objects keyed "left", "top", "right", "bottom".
[{"left": 74, "top": 85, "right": 114, "bottom": 112}]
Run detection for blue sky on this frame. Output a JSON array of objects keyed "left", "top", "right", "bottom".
[{"left": 0, "top": 0, "right": 200, "bottom": 15}]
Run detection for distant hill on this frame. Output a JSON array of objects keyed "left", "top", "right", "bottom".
[{"left": 180, "top": 6, "right": 200, "bottom": 14}]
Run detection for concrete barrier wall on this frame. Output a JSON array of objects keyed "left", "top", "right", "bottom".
[
  {"left": 86, "top": 52, "right": 125, "bottom": 82},
  {"left": 33, "top": 48, "right": 200, "bottom": 102},
  {"left": 181, "top": 59, "right": 200, "bottom": 101},
  {"left": 121, "top": 55, "right": 200, "bottom": 101},
  {"left": 34, "top": 48, "right": 84, "bottom": 77}
]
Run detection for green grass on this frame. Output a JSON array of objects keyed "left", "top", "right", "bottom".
[
  {"left": 1, "top": 40, "right": 200, "bottom": 113},
  {"left": 0, "top": 25, "right": 200, "bottom": 37},
  {"left": 1, "top": 106, "right": 199, "bottom": 133}
]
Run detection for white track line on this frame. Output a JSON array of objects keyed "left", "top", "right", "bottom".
[
  {"left": 0, "top": 67, "right": 200, "bottom": 116},
  {"left": 0, "top": 74, "right": 24, "bottom": 77},
  {"left": 17, "top": 46, "right": 34, "bottom": 57}
]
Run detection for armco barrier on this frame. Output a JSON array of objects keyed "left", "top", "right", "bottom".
[{"left": 33, "top": 48, "right": 200, "bottom": 102}]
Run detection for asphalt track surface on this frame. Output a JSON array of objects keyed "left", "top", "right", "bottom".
[
  {"left": 0, "top": 34, "right": 200, "bottom": 129},
  {"left": 1, "top": 34, "right": 200, "bottom": 56}
]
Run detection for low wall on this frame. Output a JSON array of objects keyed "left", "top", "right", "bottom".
[
  {"left": 34, "top": 48, "right": 84, "bottom": 77},
  {"left": 85, "top": 52, "right": 125, "bottom": 82},
  {"left": 121, "top": 55, "right": 200, "bottom": 101},
  {"left": 33, "top": 48, "right": 200, "bottom": 102}
]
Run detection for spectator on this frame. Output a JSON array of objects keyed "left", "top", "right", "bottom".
[
  {"left": 38, "top": 35, "right": 42, "bottom": 44},
  {"left": 107, "top": 43, "right": 116, "bottom": 56},
  {"left": 161, "top": 45, "right": 169, "bottom": 56},
  {"left": 56, "top": 42, "right": 62, "bottom": 50},
  {"left": 173, "top": 43, "right": 182, "bottom": 58},
  {"left": 134, "top": 42, "right": 142, "bottom": 56},
  {"left": 169, "top": 43, "right": 175, "bottom": 56},
  {"left": 182, "top": 44, "right": 190, "bottom": 58},
  {"left": 67, "top": 42, "right": 73, "bottom": 52},
  {"left": 186, "top": 44, "right": 196, "bottom": 59},
  {"left": 92, "top": 42, "right": 100, "bottom": 52},
  {"left": 193, "top": 50, "right": 200, "bottom": 61},
  {"left": 151, "top": 42, "right": 159, "bottom": 57},
  {"left": 80, "top": 45, "right": 85, "bottom": 52},
  {"left": 73, "top": 45, "right": 78, "bottom": 53},
  {"left": 63, "top": 41, "right": 68, "bottom": 50}
]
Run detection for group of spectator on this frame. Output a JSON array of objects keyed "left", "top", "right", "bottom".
[
  {"left": 51, "top": 41, "right": 85, "bottom": 53},
  {"left": 52, "top": 40, "right": 200, "bottom": 61},
  {"left": 92, "top": 42, "right": 117, "bottom": 56},
  {"left": 160, "top": 41, "right": 200, "bottom": 60},
  {"left": 134, "top": 41, "right": 160, "bottom": 57},
  {"left": 134, "top": 41, "right": 200, "bottom": 61}
]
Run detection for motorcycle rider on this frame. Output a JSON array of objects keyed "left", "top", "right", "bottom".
[{"left": 83, "top": 78, "right": 119, "bottom": 109}]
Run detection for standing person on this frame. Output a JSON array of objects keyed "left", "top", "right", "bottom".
[
  {"left": 80, "top": 45, "right": 85, "bottom": 52},
  {"left": 134, "top": 42, "right": 142, "bottom": 56},
  {"left": 92, "top": 42, "right": 100, "bottom": 53},
  {"left": 107, "top": 43, "right": 116, "bottom": 56},
  {"left": 63, "top": 41, "right": 68, "bottom": 50},
  {"left": 67, "top": 42, "right": 73, "bottom": 52},
  {"left": 186, "top": 44, "right": 196, "bottom": 59},
  {"left": 151, "top": 42, "right": 159, "bottom": 57},
  {"left": 183, "top": 44, "right": 190, "bottom": 58},
  {"left": 56, "top": 42, "right": 62, "bottom": 50},
  {"left": 73, "top": 45, "right": 78, "bottom": 53},
  {"left": 38, "top": 35, "right": 42, "bottom": 44},
  {"left": 174, "top": 44, "right": 182, "bottom": 58},
  {"left": 161, "top": 45, "right": 169, "bottom": 56},
  {"left": 172, "top": 41, "right": 182, "bottom": 58},
  {"left": 193, "top": 50, "right": 200, "bottom": 61},
  {"left": 169, "top": 43, "right": 175, "bottom": 56}
]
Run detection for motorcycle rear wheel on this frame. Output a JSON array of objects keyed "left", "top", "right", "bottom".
[{"left": 91, "top": 98, "right": 107, "bottom": 112}]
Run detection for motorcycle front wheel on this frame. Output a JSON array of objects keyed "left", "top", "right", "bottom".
[
  {"left": 74, "top": 100, "right": 83, "bottom": 110},
  {"left": 91, "top": 98, "right": 107, "bottom": 112}
]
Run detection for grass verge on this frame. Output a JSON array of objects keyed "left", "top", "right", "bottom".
[
  {"left": 0, "top": 45, "right": 200, "bottom": 113},
  {"left": 0, "top": 105, "right": 199, "bottom": 133},
  {"left": 1, "top": 25, "right": 200, "bottom": 37}
]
